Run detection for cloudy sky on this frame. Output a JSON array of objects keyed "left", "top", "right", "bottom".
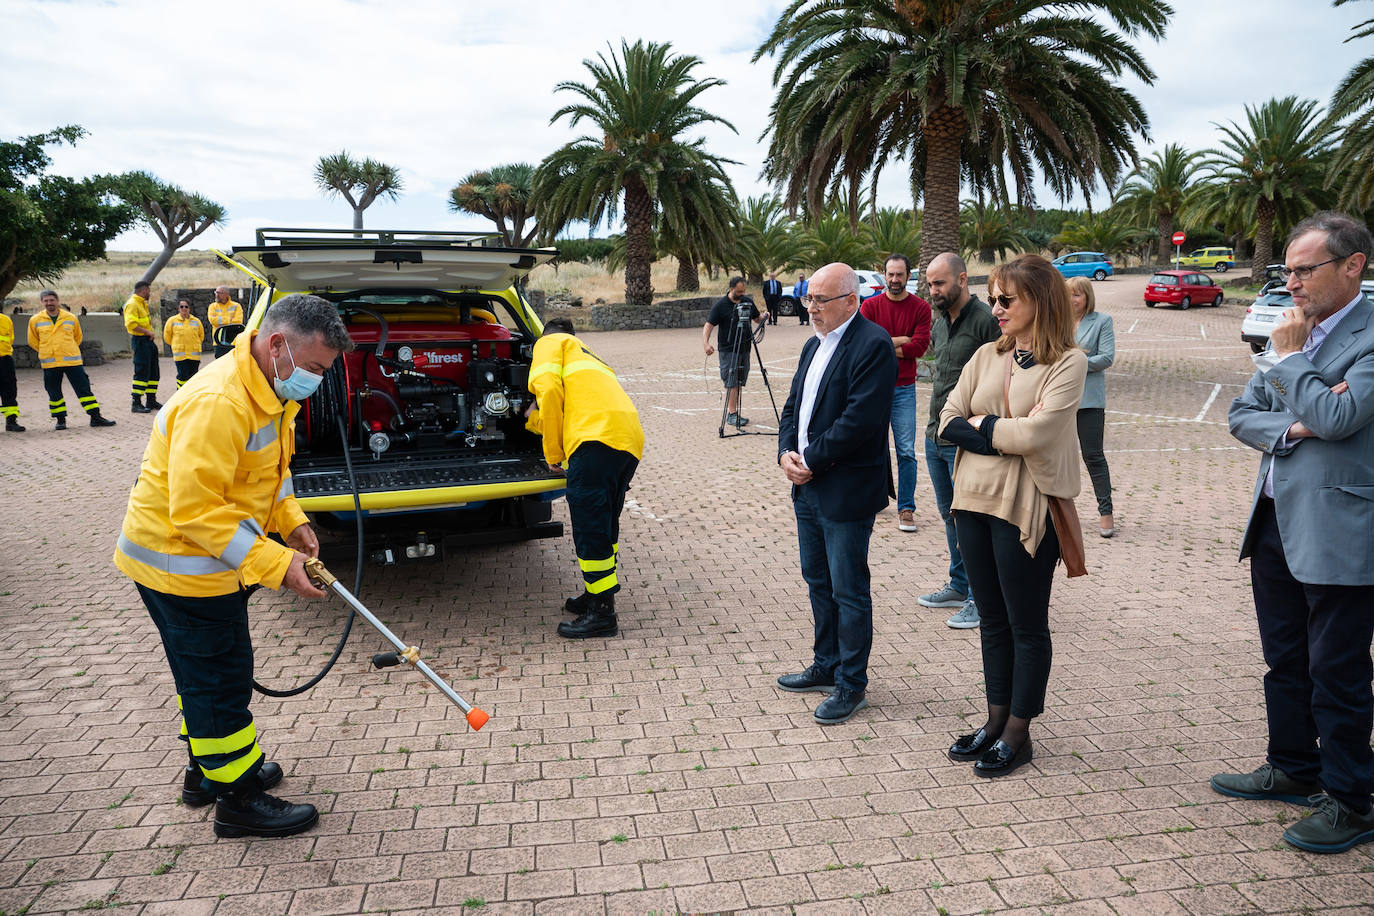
[{"left": 3, "top": 0, "right": 1369, "bottom": 252}]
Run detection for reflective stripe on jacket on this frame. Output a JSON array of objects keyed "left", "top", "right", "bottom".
[
  {"left": 114, "top": 330, "right": 308, "bottom": 597},
  {"left": 525, "top": 333, "right": 644, "bottom": 466},
  {"left": 27, "top": 309, "right": 84, "bottom": 368},
  {"left": 0, "top": 314, "right": 12, "bottom": 358},
  {"left": 123, "top": 294, "right": 154, "bottom": 335},
  {"left": 208, "top": 300, "right": 244, "bottom": 330},
  {"left": 163, "top": 314, "right": 205, "bottom": 361}
]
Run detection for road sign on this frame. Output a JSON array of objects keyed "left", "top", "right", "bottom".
[{"left": 1171, "top": 231, "right": 1186, "bottom": 245}]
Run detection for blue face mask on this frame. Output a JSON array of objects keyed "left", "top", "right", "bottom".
[{"left": 272, "top": 336, "right": 324, "bottom": 401}]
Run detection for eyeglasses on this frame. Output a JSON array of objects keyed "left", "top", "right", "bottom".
[
  {"left": 989, "top": 294, "right": 1018, "bottom": 308},
  {"left": 1279, "top": 255, "right": 1344, "bottom": 281},
  {"left": 801, "top": 292, "right": 851, "bottom": 308}
]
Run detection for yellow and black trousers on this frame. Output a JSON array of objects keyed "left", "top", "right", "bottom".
[
  {"left": 136, "top": 583, "right": 264, "bottom": 797},
  {"left": 42, "top": 366, "right": 100, "bottom": 418},
  {"left": 1, "top": 355, "right": 18, "bottom": 421},
  {"left": 131, "top": 335, "right": 161, "bottom": 400},
  {"left": 566, "top": 441, "right": 638, "bottom": 598}
]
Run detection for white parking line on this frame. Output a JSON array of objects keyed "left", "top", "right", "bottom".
[
  {"left": 1200, "top": 324, "right": 1207, "bottom": 340},
  {"left": 1106, "top": 445, "right": 1248, "bottom": 454},
  {"left": 1127, "top": 319, "right": 1139, "bottom": 334},
  {"left": 1194, "top": 383, "right": 1222, "bottom": 421}
]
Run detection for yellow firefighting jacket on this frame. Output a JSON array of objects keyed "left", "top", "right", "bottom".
[
  {"left": 526, "top": 332, "right": 644, "bottom": 466},
  {"left": 208, "top": 299, "right": 244, "bottom": 330},
  {"left": 163, "top": 314, "right": 205, "bottom": 361},
  {"left": 27, "top": 308, "right": 84, "bottom": 368},
  {"left": 123, "top": 293, "right": 154, "bottom": 336},
  {"left": 114, "top": 330, "right": 309, "bottom": 597},
  {"left": 0, "top": 314, "right": 13, "bottom": 358}
]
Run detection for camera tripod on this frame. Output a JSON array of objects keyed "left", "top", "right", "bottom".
[{"left": 718, "top": 299, "right": 781, "bottom": 438}]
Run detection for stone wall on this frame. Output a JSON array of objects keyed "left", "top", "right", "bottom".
[
  {"left": 160, "top": 288, "right": 256, "bottom": 357},
  {"left": 583, "top": 296, "right": 716, "bottom": 331}
]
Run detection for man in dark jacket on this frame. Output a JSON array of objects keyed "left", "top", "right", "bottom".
[
  {"left": 775, "top": 262, "right": 897, "bottom": 725},
  {"left": 762, "top": 271, "right": 783, "bottom": 325}
]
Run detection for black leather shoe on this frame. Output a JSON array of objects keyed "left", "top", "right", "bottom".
[
  {"left": 146, "top": 396, "right": 163, "bottom": 410},
  {"left": 974, "top": 739, "right": 1033, "bottom": 778},
  {"left": 54, "top": 417, "right": 67, "bottom": 430},
  {"left": 5, "top": 418, "right": 24, "bottom": 432},
  {"left": 564, "top": 591, "right": 593, "bottom": 616},
  {"left": 814, "top": 689, "right": 868, "bottom": 725},
  {"left": 213, "top": 788, "right": 318, "bottom": 838},
  {"left": 131, "top": 401, "right": 150, "bottom": 414},
  {"left": 557, "top": 596, "right": 617, "bottom": 639},
  {"left": 183, "top": 761, "right": 283, "bottom": 807},
  {"left": 948, "top": 727, "right": 998, "bottom": 762},
  {"left": 89, "top": 410, "right": 116, "bottom": 427},
  {"left": 1283, "top": 793, "right": 1374, "bottom": 853},
  {"left": 776, "top": 664, "right": 835, "bottom": 693},
  {"left": 1210, "top": 763, "right": 1320, "bottom": 805}
]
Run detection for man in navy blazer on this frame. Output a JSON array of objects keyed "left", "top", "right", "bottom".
[
  {"left": 775, "top": 262, "right": 897, "bottom": 725},
  {"left": 1218, "top": 211, "right": 1374, "bottom": 854}
]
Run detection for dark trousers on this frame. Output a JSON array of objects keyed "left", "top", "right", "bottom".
[
  {"left": 0, "top": 355, "right": 17, "bottom": 420},
  {"left": 794, "top": 484, "right": 876, "bottom": 692},
  {"left": 42, "top": 366, "right": 99, "bottom": 417},
  {"left": 175, "top": 359, "right": 200, "bottom": 387},
  {"left": 1250, "top": 497, "right": 1374, "bottom": 811},
  {"left": 136, "top": 583, "right": 263, "bottom": 796},
  {"left": 131, "top": 335, "right": 161, "bottom": 399},
  {"left": 764, "top": 295, "right": 780, "bottom": 325},
  {"left": 566, "top": 441, "right": 638, "bottom": 596},
  {"left": 1076, "top": 408, "right": 1113, "bottom": 515},
  {"left": 956, "top": 509, "right": 1059, "bottom": 718}
]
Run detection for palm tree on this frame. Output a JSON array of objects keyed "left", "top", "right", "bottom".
[
  {"left": 960, "top": 202, "right": 1032, "bottom": 265},
  {"left": 1325, "top": 0, "right": 1374, "bottom": 210},
  {"left": 754, "top": 0, "right": 1167, "bottom": 279},
  {"left": 869, "top": 207, "right": 922, "bottom": 264},
  {"left": 1195, "top": 97, "right": 1334, "bottom": 283},
  {"left": 735, "top": 195, "right": 808, "bottom": 283},
  {"left": 1051, "top": 213, "right": 1144, "bottom": 261},
  {"left": 533, "top": 40, "right": 737, "bottom": 306},
  {"left": 799, "top": 210, "right": 878, "bottom": 268},
  {"left": 449, "top": 163, "right": 543, "bottom": 247},
  {"left": 314, "top": 152, "right": 403, "bottom": 230},
  {"left": 1114, "top": 144, "right": 1203, "bottom": 265}
]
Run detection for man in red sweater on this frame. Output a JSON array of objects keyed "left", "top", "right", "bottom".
[{"left": 859, "top": 254, "right": 931, "bottom": 532}]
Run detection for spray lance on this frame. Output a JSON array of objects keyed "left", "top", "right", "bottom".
[{"left": 300, "top": 557, "right": 491, "bottom": 731}]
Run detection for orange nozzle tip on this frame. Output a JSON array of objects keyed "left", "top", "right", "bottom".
[{"left": 466, "top": 708, "right": 491, "bottom": 731}]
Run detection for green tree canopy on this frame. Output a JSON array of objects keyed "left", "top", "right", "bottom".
[
  {"left": 449, "top": 163, "right": 543, "bottom": 248},
  {"left": 1114, "top": 143, "right": 1203, "bottom": 264},
  {"left": 314, "top": 151, "right": 403, "bottom": 230},
  {"left": 734, "top": 195, "right": 807, "bottom": 282},
  {"left": 1325, "top": 0, "right": 1374, "bottom": 209},
  {"left": 0, "top": 125, "right": 134, "bottom": 301},
  {"left": 533, "top": 39, "right": 737, "bottom": 305},
  {"left": 112, "top": 171, "right": 226, "bottom": 285}
]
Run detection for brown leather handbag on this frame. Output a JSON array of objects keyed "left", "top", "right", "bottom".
[{"left": 1003, "top": 354, "right": 1087, "bottom": 577}]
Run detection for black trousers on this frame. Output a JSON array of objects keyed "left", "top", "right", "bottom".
[
  {"left": 131, "top": 335, "right": 161, "bottom": 399},
  {"left": 0, "top": 355, "right": 17, "bottom": 419},
  {"left": 175, "top": 359, "right": 199, "bottom": 387},
  {"left": 1076, "top": 408, "right": 1113, "bottom": 516},
  {"left": 1250, "top": 497, "right": 1374, "bottom": 811},
  {"left": 137, "top": 583, "right": 263, "bottom": 796},
  {"left": 42, "top": 366, "right": 99, "bottom": 417},
  {"left": 955, "top": 509, "right": 1059, "bottom": 719},
  {"left": 565, "top": 441, "right": 638, "bottom": 596},
  {"left": 764, "top": 295, "right": 780, "bottom": 325}
]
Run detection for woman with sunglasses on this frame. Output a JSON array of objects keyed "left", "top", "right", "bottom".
[{"left": 937, "top": 255, "right": 1087, "bottom": 777}]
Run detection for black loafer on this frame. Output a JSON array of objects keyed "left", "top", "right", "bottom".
[
  {"left": 948, "top": 728, "right": 997, "bottom": 762},
  {"left": 973, "top": 739, "right": 1033, "bottom": 778},
  {"left": 776, "top": 664, "right": 835, "bottom": 693},
  {"left": 183, "top": 761, "right": 284, "bottom": 807}
]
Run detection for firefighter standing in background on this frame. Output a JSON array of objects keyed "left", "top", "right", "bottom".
[
  {"left": 27, "top": 290, "right": 116, "bottom": 430},
  {"left": 114, "top": 294, "right": 352, "bottom": 838},
  {"left": 526, "top": 317, "right": 644, "bottom": 639},
  {"left": 164, "top": 299, "right": 206, "bottom": 388},
  {"left": 209, "top": 285, "right": 245, "bottom": 358},
  {"left": 124, "top": 281, "right": 162, "bottom": 413},
  {"left": 0, "top": 310, "right": 22, "bottom": 432}
]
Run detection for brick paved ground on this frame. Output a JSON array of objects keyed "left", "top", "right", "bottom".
[{"left": 2, "top": 274, "right": 1372, "bottom": 915}]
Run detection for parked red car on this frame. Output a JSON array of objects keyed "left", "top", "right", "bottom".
[{"left": 1144, "top": 270, "right": 1224, "bottom": 310}]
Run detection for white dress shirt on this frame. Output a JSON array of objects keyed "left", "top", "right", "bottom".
[{"left": 796, "top": 309, "right": 860, "bottom": 467}]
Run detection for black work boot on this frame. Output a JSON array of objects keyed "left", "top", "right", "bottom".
[
  {"left": 89, "top": 410, "right": 116, "bottom": 428},
  {"left": 5, "top": 416, "right": 24, "bottom": 432},
  {"left": 145, "top": 393, "right": 163, "bottom": 410},
  {"left": 131, "top": 396, "right": 150, "bottom": 414},
  {"left": 54, "top": 416, "right": 67, "bottom": 430},
  {"left": 563, "top": 591, "right": 594, "bottom": 616},
  {"left": 557, "top": 594, "right": 617, "bottom": 639},
  {"left": 182, "top": 761, "right": 284, "bottom": 807},
  {"left": 213, "top": 786, "right": 318, "bottom": 838}
]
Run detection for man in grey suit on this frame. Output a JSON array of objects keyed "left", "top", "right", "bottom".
[{"left": 1215, "top": 211, "right": 1374, "bottom": 854}]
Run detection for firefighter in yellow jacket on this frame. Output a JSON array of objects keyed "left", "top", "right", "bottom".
[
  {"left": 0, "top": 310, "right": 21, "bottom": 432},
  {"left": 27, "top": 290, "right": 116, "bottom": 430},
  {"left": 209, "top": 285, "right": 245, "bottom": 358},
  {"left": 114, "top": 293, "right": 352, "bottom": 839},
  {"left": 124, "top": 280, "right": 162, "bottom": 413},
  {"left": 525, "top": 317, "right": 644, "bottom": 638},
  {"left": 163, "top": 299, "right": 206, "bottom": 388}
]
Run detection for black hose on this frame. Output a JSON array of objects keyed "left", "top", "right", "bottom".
[{"left": 252, "top": 413, "right": 364, "bottom": 697}]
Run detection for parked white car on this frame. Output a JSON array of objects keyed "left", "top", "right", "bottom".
[{"left": 1242, "top": 274, "right": 1374, "bottom": 354}]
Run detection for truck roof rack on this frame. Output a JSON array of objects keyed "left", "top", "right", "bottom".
[{"left": 252, "top": 227, "right": 509, "bottom": 248}]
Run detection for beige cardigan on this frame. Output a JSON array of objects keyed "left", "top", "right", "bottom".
[{"left": 939, "top": 342, "right": 1088, "bottom": 554}]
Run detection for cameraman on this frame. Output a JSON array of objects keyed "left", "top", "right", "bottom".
[{"left": 703, "top": 277, "right": 765, "bottom": 427}]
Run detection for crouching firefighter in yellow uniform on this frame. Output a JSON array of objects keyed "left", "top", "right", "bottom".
[
  {"left": 526, "top": 317, "right": 644, "bottom": 639},
  {"left": 114, "top": 294, "right": 353, "bottom": 838}
]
